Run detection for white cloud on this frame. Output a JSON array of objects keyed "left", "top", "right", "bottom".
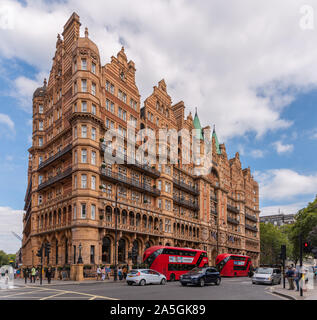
[
  {"left": 273, "top": 140, "right": 294, "bottom": 154},
  {"left": 0, "top": 113, "right": 14, "bottom": 131},
  {"left": 255, "top": 169, "right": 317, "bottom": 201},
  {"left": 0, "top": 206, "right": 23, "bottom": 253},
  {"left": 250, "top": 149, "right": 265, "bottom": 158},
  {"left": 1, "top": 0, "right": 314, "bottom": 138},
  {"left": 260, "top": 202, "right": 306, "bottom": 217}
]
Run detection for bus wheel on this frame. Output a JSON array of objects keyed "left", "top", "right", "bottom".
[
  {"left": 199, "top": 278, "right": 205, "bottom": 287},
  {"left": 170, "top": 274, "right": 175, "bottom": 282}
]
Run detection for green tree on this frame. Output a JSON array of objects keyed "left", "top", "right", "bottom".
[
  {"left": 260, "top": 222, "right": 292, "bottom": 265},
  {"left": 0, "top": 250, "right": 10, "bottom": 266}
]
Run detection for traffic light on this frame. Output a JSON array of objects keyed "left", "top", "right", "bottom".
[
  {"left": 280, "top": 245, "right": 286, "bottom": 260},
  {"left": 36, "top": 247, "right": 42, "bottom": 257},
  {"left": 44, "top": 243, "right": 51, "bottom": 257},
  {"left": 303, "top": 241, "right": 312, "bottom": 254}
]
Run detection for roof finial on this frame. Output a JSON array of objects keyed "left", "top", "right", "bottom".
[
  {"left": 213, "top": 124, "right": 216, "bottom": 133},
  {"left": 44, "top": 78, "right": 47, "bottom": 87},
  {"left": 85, "top": 27, "right": 89, "bottom": 38},
  {"left": 195, "top": 107, "right": 197, "bottom": 115}
]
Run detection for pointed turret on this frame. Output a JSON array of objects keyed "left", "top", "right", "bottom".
[
  {"left": 193, "top": 108, "right": 204, "bottom": 140},
  {"left": 212, "top": 125, "right": 221, "bottom": 154}
]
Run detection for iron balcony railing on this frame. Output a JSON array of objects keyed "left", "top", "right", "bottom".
[
  {"left": 245, "top": 213, "right": 258, "bottom": 222},
  {"left": 38, "top": 144, "right": 72, "bottom": 170},
  {"left": 173, "top": 195, "right": 199, "bottom": 211},
  {"left": 100, "top": 144, "right": 160, "bottom": 178},
  {"left": 227, "top": 216, "right": 240, "bottom": 225},
  {"left": 173, "top": 178, "right": 199, "bottom": 195},
  {"left": 100, "top": 168, "right": 160, "bottom": 197},
  {"left": 227, "top": 204, "right": 240, "bottom": 214},
  {"left": 37, "top": 167, "right": 72, "bottom": 191},
  {"left": 245, "top": 224, "right": 258, "bottom": 232}
]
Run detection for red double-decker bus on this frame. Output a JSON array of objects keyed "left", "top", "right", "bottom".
[
  {"left": 216, "top": 254, "right": 251, "bottom": 277},
  {"left": 143, "top": 246, "right": 208, "bottom": 281}
]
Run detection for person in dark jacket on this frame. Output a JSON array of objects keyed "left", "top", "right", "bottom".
[
  {"left": 46, "top": 267, "right": 52, "bottom": 284},
  {"left": 23, "top": 268, "right": 29, "bottom": 284}
]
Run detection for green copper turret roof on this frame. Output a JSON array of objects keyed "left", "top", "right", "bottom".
[
  {"left": 213, "top": 125, "right": 221, "bottom": 154},
  {"left": 193, "top": 109, "right": 204, "bottom": 140}
]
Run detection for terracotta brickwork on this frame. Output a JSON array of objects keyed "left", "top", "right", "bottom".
[{"left": 22, "top": 13, "right": 260, "bottom": 273}]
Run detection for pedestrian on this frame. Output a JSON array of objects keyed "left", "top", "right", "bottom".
[
  {"left": 101, "top": 266, "right": 106, "bottom": 281},
  {"left": 23, "top": 268, "right": 29, "bottom": 284},
  {"left": 4, "top": 270, "right": 9, "bottom": 285},
  {"left": 122, "top": 265, "right": 127, "bottom": 280},
  {"left": 96, "top": 265, "right": 102, "bottom": 281},
  {"left": 31, "top": 266, "right": 36, "bottom": 283},
  {"left": 106, "top": 267, "right": 110, "bottom": 280},
  {"left": 294, "top": 267, "right": 300, "bottom": 291},
  {"left": 286, "top": 266, "right": 295, "bottom": 290},
  {"left": 118, "top": 267, "right": 123, "bottom": 281},
  {"left": 46, "top": 267, "right": 52, "bottom": 284}
]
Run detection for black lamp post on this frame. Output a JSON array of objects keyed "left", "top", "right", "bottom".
[{"left": 77, "top": 243, "right": 83, "bottom": 264}]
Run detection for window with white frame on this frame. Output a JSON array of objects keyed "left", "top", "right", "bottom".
[
  {"left": 81, "top": 149, "right": 87, "bottom": 163},
  {"left": 74, "top": 175, "right": 77, "bottom": 188},
  {"left": 74, "top": 150, "right": 78, "bottom": 164},
  {"left": 81, "top": 101, "right": 87, "bottom": 112},
  {"left": 92, "top": 62, "right": 96, "bottom": 74},
  {"left": 39, "top": 105, "right": 43, "bottom": 114},
  {"left": 81, "top": 203, "right": 86, "bottom": 218},
  {"left": 81, "top": 125, "right": 87, "bottom": 138},
  {"left": 91, "top": 204, "right": 96, "bottom": 220},
  {"left": 91, "top": 176, "right": 96, "bottom": 190},
  {"left": 39, "top": 137, "right": 43, "bottom": 147},
  {"left": 81, "top": 58, "right": 87, "bottom": 70},
  {"left": 91, "top": 82, "right": 96, "bottom": 95},
  {"left": 81, "top": 174, "right": 87, "bottom": 188},
  {"left": 73, "top": 204, "right": 77, "bottom": 219},
  {"left": 38, "top": 175, "right": 43, "bottom": 185},
  {"left": 39, "top": 121, "right": 43, "bottom": 131},
  {"left": 91, "top": 127, "right": 96, "bottom": 140},
  {"left": 92, "top": 104, "right": 96, "bottom": 115},
  {"left": 81, "top": 79, "right": 87, "bottom": 92},
  {"left": 91, "top": 151, "right": 96, "bottom": 165}
]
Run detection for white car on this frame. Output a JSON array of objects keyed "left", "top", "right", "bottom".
[{"left": 126, "top": 269, "right": 167, "bottom": 286}]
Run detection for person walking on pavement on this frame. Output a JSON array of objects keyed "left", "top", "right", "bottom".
[
  {"left": 97, "top": 265, "right": 102, "bottom": 281},
  {"left": 31, "top": 266, "right": 36, "bottom": 283},
  {"left": 122, "top": 265, "right": 127, "bottom": 280},
  {"left": 118, "top": 267, "right": 123, "bottom": 281},
  {"left": 294, "top": 266, "right": 300, "bottom": 291},
  {"left": 286, "top": 266, "right": 295, "bottom": 290},
  {"left": 101, "top": 266, "right": 106, "bottom": 281},
  {"left": 23, "top": 268, "right": 29, "bottom": 284},
  {"left": 46, "top": 267, "right": 52, "bottom": 284}
]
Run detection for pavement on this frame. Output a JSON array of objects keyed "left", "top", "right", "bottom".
[
  {"left": 271, "top": 279, "right": 317, "bottom": 300},
  {"left": 0, "top": 277, "right": 285, "bottom": 300}
]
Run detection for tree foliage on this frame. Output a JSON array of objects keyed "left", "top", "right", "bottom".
[
  {"left": 260, "top": 222, "right": 292, "bottom": 265},
  {"left": 0, "top": 250, "right": 15, "bottom": 266}
]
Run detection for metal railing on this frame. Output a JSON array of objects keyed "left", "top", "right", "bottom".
[
  {"left": 173, "top": 178, "right": 199, "bottom": 195},
  {"left": 245, "top": 213, "right": 257, "bottom": 222},
  {"left": 227, "top": 216, "right": 240, "bottom": 225},
  {"left": 227, "top": 204, "right": 240, "bottom": 214},
  {"left": 38, "top": 144, "right": 72, "bottom": 170},
  {"left": 37, "top": 167, "right": 72, "bottom": 191},
  {"left": 245, "top": 224, "right": 258, "bottom": 232},
  {"left": 173, "top": 195, "right": 199, "bottom": 211}
]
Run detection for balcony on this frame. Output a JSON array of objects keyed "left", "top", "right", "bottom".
[
  {"left": 245, "top": 224, "right": 258, "bottom": 232},
  {"left": 173, "top": 195, "right": 199, "bottom": 211},
  {"left": 245, "top": 213, "right": 257, "bottom": 222},
  {"left": 100, "top": 168, "right": 160, "bottom": 197},
  {"left": 100, "top": 143, "right": 160, "bottom": 178},
  {"left": 38, "top": 144, "right": 72, "bottom": 170},
  {"left": 227, "top": 216, "right": 239, "bottom": 225},
  {"left": 37, "top": 167, "right": 72, "bottom": 191},
  {"left": 173, "top": 178, "right": 199, "bottom": 195},
  {"left": 227, "top": 204, "right": 240, "bottom": 214}
]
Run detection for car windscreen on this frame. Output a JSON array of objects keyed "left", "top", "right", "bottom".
[
  {"left": 256, "top": 268, "right": 273, "bottom": 274},
  {"left": 129, "top": 270, "right": 140, "bottom": 274},
  {"left": 187, "top": 267, "right": 204, "bottom": 274}
]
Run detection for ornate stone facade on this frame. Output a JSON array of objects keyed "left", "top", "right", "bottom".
[{"left": 22, "top": 13, "right": 260, "bottom": 272}]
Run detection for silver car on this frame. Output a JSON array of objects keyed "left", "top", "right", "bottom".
[
  {"left": 252, "top": 267, "right": 281, "bottom": 285},
  {"left": 126, "top": 269, "right": 167, "bottom": 286}
]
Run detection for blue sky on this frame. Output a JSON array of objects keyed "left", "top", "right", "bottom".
[{"left": 1, "top": 0, "right": 317, "bottom": 252}]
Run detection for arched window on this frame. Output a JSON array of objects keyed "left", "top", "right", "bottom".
[
  {"left": 118, "top": 239, "right": 126, "bottom": 263},
  {"left": 102, "top": 237, "right": 111, "bottom": 264},
  {"left": 106, "top": 206, "right": 112, "bottom": 223}
]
